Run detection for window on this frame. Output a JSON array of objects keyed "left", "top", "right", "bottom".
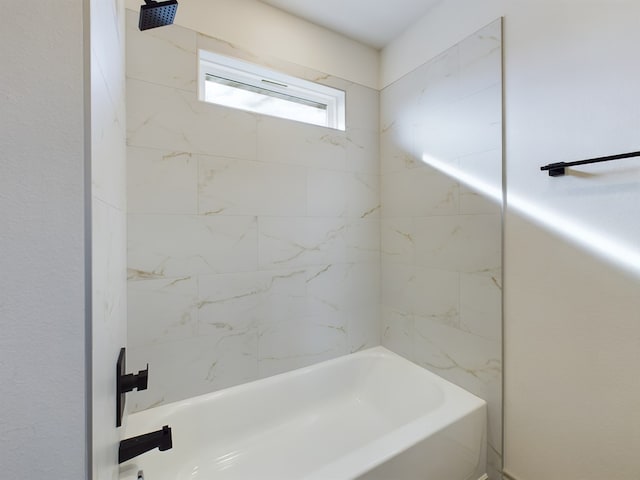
[{"left": 199, "top": 50, "right": 345, "bottom": 131}]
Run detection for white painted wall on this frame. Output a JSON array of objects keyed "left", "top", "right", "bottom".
[
  {"left": 0, "top": 1, "right": 89, "bottom": 479},
  {"left": 91, "top": 0, "right": 128, "bottom": 479},
  {"left": 124, "top": 0, "right": 379, "bottom": 89},
  {"left": 382, "top": 1, "right": 640, "bottom": 479}
]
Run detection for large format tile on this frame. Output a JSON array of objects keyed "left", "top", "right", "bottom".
[
  {"left": 381, "top": 166, "right": 459, "bottom": 218},
  {"left": 128, "top": 276, "right": 198, "bottom": 348},
  {"left": 128, "top": 214, "right": 258, "bottom": 277},
  {"left": 381, "top": 306, "right": 414, "bottom": 360},
  {"left": 382, "top": 262, "right": 460, "bottom": 326},
  {"left": 257, "top": 318, "right": 348, "bottom": 379},
  {"left": 459, "top": 270, "right": 502, "bottom": 341},
  {"left": 128, "top": 333, "right": 259, "bottom": 412},
  {"left": 127, "top": 146, "right": 198, "bottom": 215},
  {"left": 256, "top": 115, "right": 348, "bottom": 170},
  {"left": 413, "top": 214, "right": 501, "bottom": 273},
  {"left": 415, "top": 84, "right": 502, "bottom": 160},
  {"left": 127, "top": 78, "right": 258, "bottom": 159},
  {"left": 346, "top": 219, "right": 381, "bottom": 264},
  {"left": 344, "top": 83, "right": 379, "bottom": 132},
  {"left": 458, "top": 148, "right": 503, "bottom": 212},
  {"left": 306, "top": 263, "right": 379, "bottom": 319},
  {"left": 125, "top": 9, "right": 197, "bottom": 92},
  {"left": 348, "top": 305, "right": 381, "bottom": 353},
  {"left": 416, "top": 46, "right": 461, "bottom": 111},
  {"left": 92, "top": 56, "right": 126, "bottom": 210},
  {"left": 93, "top": 199, "right": 127, "bottom": 342},
  {"left": 458, "top": 19, "right": 502, "bottom": 99},
  {"left": 258, "top": 217, "right": 348, "bottom": 270},
  {"left": 198, "top": 155, "right": 307, "bottom": 217},
  {"left": 346, "top": 128, "right": 380, "bottom": 174},
  {"left": 380, "top": 20, "right": 503, "bottom": 478},
  {"left": 413, "top": 316, "right": 501, "bottom": 390},
  {"left": 307, "top": 169, "right": 379, "bottom": 218},
  {"left": 380, "top": 125, "right": 418, "bottom": 174},
  {"left": 126, "top": 16, "right": 384, "bottom": 415},
  {"left": 197, "top": 269, "right": 307, "bottom": 336},
  {"left": 381, "top": 217, "right": 415, "bottom": 264}
]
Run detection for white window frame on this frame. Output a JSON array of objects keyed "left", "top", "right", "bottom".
[{"left": 198, "top": 49, "right": 346, "bottom": 131}]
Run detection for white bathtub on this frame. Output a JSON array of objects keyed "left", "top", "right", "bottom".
[{"left": 120, "top": 347, "right": 487, "bottom": 480}]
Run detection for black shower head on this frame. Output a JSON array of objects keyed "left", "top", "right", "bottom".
[{"left": 139, "top": 0, "right": 178, "bottom": 31}]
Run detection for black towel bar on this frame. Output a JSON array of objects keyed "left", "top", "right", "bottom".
[{"left": 540, "top": 150, "right": 640, "bottom": 176}]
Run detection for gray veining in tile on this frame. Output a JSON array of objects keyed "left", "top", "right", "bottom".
[{"left": 380, "top": 19, "right": 503, "bottom": 478}]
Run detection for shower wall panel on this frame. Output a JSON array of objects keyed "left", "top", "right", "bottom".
[
  {"left": 380, "top": 20, "right": 503, "bottom": 479},
  {"left": 125, "top": 10, "right": 380, "bottom": 412}
]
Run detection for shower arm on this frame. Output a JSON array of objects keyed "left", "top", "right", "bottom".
[{"left": 540, "top": 150, "right": 640, "bottom": 176}]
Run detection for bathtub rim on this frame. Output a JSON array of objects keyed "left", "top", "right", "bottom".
[
  {"left": 123, "top": 346, "right": 487, "bottom": 480},
  {"left": 126, "top": 346, "right": 485, "bottom": 423}
]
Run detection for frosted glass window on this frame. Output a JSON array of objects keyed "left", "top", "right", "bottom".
[{"left": 199, "top": 50, "right": 345, "bottom": 130}]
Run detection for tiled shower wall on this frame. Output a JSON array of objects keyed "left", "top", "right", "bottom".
[
  {"left": 91, "top": 0, "right": 127, "bottom": 478},
  {"left": 380, "top": 21, "right": 503, "bottom": 479},
  {"left": 125, "top": 10, "right": 380, "bottom": 411}
]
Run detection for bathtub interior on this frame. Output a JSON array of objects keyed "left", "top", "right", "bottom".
[{"left": 121, "top": 347, "right": 486, "bottom": 480}]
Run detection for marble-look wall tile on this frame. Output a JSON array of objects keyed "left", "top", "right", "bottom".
[
  {"left": 306, "top": 263, "right": 379, "bottom": 319},
  {"left": 256, "top": 115, "right": 348, "bottom": 170},
  {"left": 344, "top": 83, "right": 379, "bottom": 132},
  {"left": 381, "top": 166, "right": 459, "bottom": 218},
  {"left": 195, "top": 32, "right": 350, "bottom": 95},
  {"left": 127, "top": 146, "right": 198, "bottom": 214},
  {"left": 380, "top": 19, "right": 502, "bottom": 479},
  {"left": 199, "top": 155, "right": 307, "bottom": 217},
  {"left": 459, "top": 270, "right": 502, "bottom": 341},
  {"left": 125, "top": 10, "right": 197, "bottom": 92},
  {"left": 346, "top": 128, "right": 380, "bottom": 174},
  {"left": 415, "top": 84, "right": 502, "bottom": 161},
  {"left": 92, "top": 54, "right": 127, "bottom": 211},
  {"left": 412, "top": 316, "right": 502, "bottom": 476},
  {"left": 127, "top": 17, "right": 381, "bottom": 411},
  {"left": 458, "top": 20, "right": 502, "bottom": 99},
  {"left": 127, "top": 78, "right": 258, "bottom": 160},
  {"left": 381, "top": 217, "right": 415, "bottom": 264},
  {"left": 307, "top": 169, "right": 379, "bottom": 218},
  {"left": 380, "top": 125, "right": 418, "bottom": 174},
  {"left": 381, "top": 306, "right": 414, "bottom": 360},
  {"left": 257, "top": 217, "right": 349, "bottom": 270},
  {"left": 413, "top": 317, "right": 500, "bottom": 393},
  {"left": 128, "top": 214, "right": 258, "bottom": 277},
  {"left": 348, "top": 305, "right": 381, "bottom": 353},
  {"left": 92, "top": 4, "right": 126, "bottom": 479},
  {"left": 379, "top": 65, "right": 427, "bottom": 133},
  {"left": 197, "top": 269, "right": 307, "bottom": 337},
  {"left": 458, "top": 148, "right": 503, "bottom": 214},
  {"left": 128, "top": 276, "right": 198, "bottom": 348},
  {"left": 127, "top": 333, "right": 259, "bottom": 411},
  {"left": 257, "top": 318, "right": 348, "bottom": 379},
  {"left": 382, "top": 262, "right": 460, "bottom": 326},
  {"left": 415, "top": 47, "right": 461, "bottom": 111},
  {"left": 346, "top": 219, "right": 381, "bottom": 264},
  {"left": 413, "top": 214, "right": 501, "bottom": 272}
]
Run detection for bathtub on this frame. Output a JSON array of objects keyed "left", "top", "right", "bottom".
[{"left": 120, "top": 347, "right": 487, "bottom": 480}]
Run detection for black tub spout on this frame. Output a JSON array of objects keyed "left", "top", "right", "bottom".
[{"left": 119, "top": 425, "right": 172, "bottom": 463}]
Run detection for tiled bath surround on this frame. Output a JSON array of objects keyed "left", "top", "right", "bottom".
[
  {"left": 125, "top": 10, "right": 381, "bottom": 411},
  {"left": 92, "top": 0, "right": 127, "bottom": 478},
  {"left": 380, "top": 20, "right": 503, "bottom": 479},
  {"left": 126, "top": 12, "right": 502, "bottom": 477}
]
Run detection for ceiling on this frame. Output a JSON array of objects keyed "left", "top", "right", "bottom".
[{"left": 259, "top": 0, "right": 442, "bottom": 49}]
